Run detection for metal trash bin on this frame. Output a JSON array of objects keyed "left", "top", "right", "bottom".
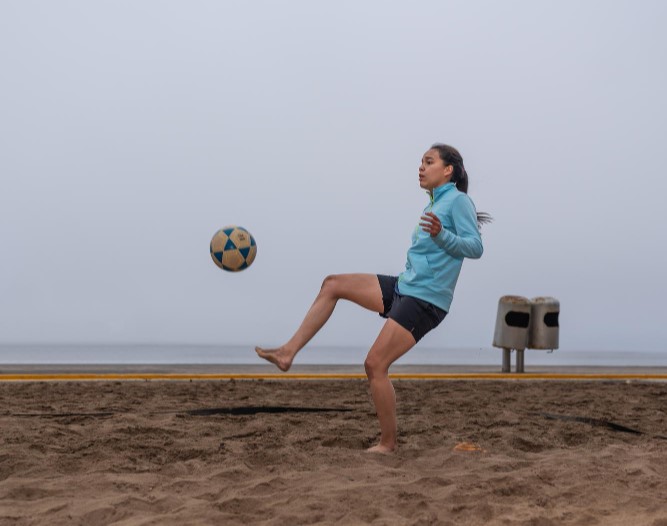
[
  {"left": 492, "top": 296, "right": 532, "bottom": 372},
  {"left": 528, "top": 297, "right": 560, "bottom": 350}
]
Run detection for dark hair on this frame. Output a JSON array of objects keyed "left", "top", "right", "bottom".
[{"left": 430, "top": 143, "right": 492, "bottom": 228}]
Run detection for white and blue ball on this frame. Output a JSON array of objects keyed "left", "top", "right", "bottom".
[{"left": 210, "top": 226, "right": 257, "bottom": 272}]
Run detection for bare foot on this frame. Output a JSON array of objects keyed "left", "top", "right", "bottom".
[
  {"left": 255, "top": 346, "right": 294, "bottom": 372},
  {"left": 366, "top": 444, "right": 395, "bottom": 454}
]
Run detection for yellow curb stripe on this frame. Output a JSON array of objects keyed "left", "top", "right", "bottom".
[{"left": 0, "top": 373, "right": 666, "bottom": 381}]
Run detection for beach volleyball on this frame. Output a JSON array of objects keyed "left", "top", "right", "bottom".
[{"left": 210, "top": 226, "right": 257, "bottom": 272}]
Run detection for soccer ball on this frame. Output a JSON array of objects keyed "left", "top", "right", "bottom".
[{"left": 210, "top": 226, "right": 257, "bottom": 272}]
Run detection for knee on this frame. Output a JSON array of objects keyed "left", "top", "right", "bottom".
[
  {"left": 319, "top": 274, "right": 341, "bottom": 298},
  {"left": 364, "top": 355, "right": 388, "bottom": 380}
]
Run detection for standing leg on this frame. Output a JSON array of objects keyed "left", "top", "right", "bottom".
[
  {"left": 364, "top": 319, "right": 416, "bottom": 453},
  {"left": 255, "top": 274, "right": 384, "bottom": 371}
]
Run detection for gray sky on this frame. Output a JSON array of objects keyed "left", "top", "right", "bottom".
[{"left": 1, "top": 0, "right": 666, "bottom": 353}]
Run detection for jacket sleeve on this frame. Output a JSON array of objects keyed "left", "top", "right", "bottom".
[{"left": 433, "top": 194, "right": 484, "bottom": 259}]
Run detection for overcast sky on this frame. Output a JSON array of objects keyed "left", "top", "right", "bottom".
[{"left": 1, "top": 0, "right": 666, "bottom": 354}]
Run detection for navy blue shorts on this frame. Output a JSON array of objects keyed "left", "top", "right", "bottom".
[{"left": 377, "top": 275, "right": 447, "bottom": 343}]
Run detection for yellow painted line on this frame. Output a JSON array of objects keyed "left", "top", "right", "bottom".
[{"left": 0, "top": 373, "right": 666, "bottom": 381}]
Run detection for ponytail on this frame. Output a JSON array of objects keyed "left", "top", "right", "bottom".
[
  {"left": 452, "top": 165, "right": 469, "bottom": 193},
  {"left": 430, "top": 143, "right": 492, "bottom": 229}
]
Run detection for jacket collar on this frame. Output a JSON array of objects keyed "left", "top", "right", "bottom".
[{"left": 429, "top": 182, "right": 456, "bottom": 201}]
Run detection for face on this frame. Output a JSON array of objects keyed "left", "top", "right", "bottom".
[{"left": 419, "top": 149, "right": 453, "bottom": 190}]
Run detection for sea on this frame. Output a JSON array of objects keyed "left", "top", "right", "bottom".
[{"left": 0, "top": 344, "right": 666, "bottom": 367}]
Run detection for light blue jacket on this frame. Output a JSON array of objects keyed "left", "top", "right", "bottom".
[{"left": 397, "top": 182, "right": 483, "bottom": 312}]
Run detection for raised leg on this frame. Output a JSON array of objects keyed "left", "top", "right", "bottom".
[
  {"left": 255, "top": 274, "right": 384, "bottom": 371},
  {"left": 364, "top": 319, "right": 416, "bottom": 453}
]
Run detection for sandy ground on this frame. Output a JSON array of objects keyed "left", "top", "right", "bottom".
[{"left": 1, "top": 379, "right": 666, "bottom": 525}]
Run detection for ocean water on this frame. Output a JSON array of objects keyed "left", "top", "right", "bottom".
[{"left": 0, "top": 344, "right": 666, "bottom": 366}]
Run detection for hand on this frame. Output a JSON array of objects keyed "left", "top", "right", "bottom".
[{"left": 420, "top": 212, "right": 442, "bottom": 237}]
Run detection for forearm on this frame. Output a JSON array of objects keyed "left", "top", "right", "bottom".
[{"left": 434, "top": 228, "right": 483, "bottom": 259}]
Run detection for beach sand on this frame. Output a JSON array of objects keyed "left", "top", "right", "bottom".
[{"left": 1, "top": 379, "right": 666, "bottom": 525}]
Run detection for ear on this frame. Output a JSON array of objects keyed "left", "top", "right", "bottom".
[{"left": 444, "top": 164, "right": 454, "bottom": 179}]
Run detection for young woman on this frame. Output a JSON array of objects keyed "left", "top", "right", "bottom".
[{"left": 256, "top": 143, "right": 488, "bottom": 453}]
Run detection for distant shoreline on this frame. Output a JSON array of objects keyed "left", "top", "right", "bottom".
[{"left": 1, "top": 344, "right": 666, "bottom": 368}]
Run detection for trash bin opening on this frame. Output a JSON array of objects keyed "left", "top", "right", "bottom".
[
  {"left": 544, "top": 312, "right": 559, "bottom": 327},
  {"left": 505, "top": 311, "right": 530, "bottom": 328}
]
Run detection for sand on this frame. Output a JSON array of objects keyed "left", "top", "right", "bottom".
[{"left": 1, "top": 379, "right": 666, "bottom": 525}]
